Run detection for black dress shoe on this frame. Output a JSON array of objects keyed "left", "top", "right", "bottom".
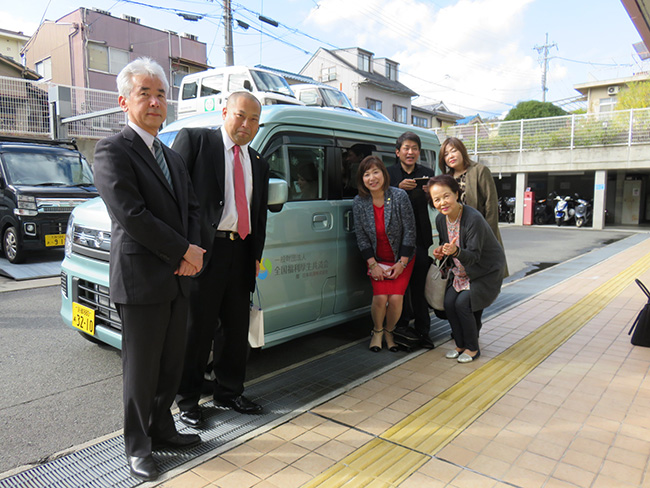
[
  {"left": 152, "top": 433, "right": 201, "bottom": 450},
  {"left": 179, "top": 408, "right": 203, "bottom": 427},
  {"left": 215, "top": 395, "right": 263, "bottom": 414},
  {"left": 127, "top": 455, "right": 159, "bottom": 481},
  {"left": 419, "top": 335, "right": 435, "bottom": 349}
]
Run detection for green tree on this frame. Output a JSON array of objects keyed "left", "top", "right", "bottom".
[
  {"left": 616, "top": 81, "right": 650, "bottom": 110},
  {"left": 504, "top": 100, "right": 567, "bottom": 121}
]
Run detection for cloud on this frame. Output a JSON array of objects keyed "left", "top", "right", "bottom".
[
  {"left": 306, "top": 0, "right": 541, "bottom": 115},
  {"left": 0, "top": 10, "right": 39, "bottom": 36}
]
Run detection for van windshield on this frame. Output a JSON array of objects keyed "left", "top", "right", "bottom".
[
  {"left": 3, "top": 150, "right": 94, "bottom": 186},
  {"left": 250, "top": 70, "right": 293, "bottom": 96},
  {"left": 321, "top": 89, "right": 354, "bottom": 110}
]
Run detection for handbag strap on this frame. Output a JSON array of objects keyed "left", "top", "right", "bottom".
[
  {"left": 251, "top": 281, "right": 262, "bottom": 307},
  {"left": 635, "top": 279, "right": 650, "bottom": 301}
]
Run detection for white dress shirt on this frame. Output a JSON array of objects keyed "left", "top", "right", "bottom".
[{"left": 219, "top": 130, "right": 253, "bottom": 233}]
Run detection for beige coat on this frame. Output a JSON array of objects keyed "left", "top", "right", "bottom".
[{"left": 461, "top": 160, "right": 509, "bottom": 277}]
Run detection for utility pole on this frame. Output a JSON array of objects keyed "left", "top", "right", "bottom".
[
  {"left": 534, "top": 33, "right": 557, "bottom": 102},
  {"left": 224, "top": 0, "right": 234, "bottom": 66}
]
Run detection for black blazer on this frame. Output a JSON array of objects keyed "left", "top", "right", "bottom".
[
  {"left": 173, "top": 127, "right": 269, "bottom": 291},
  {"left": 93, "top": 125, "right": 201, "bottom": 305}
]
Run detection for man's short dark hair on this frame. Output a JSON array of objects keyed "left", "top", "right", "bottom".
[{"left": 396, "top": 131, "right": 421, "bottom": 151}]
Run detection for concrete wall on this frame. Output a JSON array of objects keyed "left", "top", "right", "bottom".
[{"left": 478, "top": 145, "right": 650, "bottom": 174}]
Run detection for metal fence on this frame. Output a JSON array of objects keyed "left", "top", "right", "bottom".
[
  {"left": 434, "top": 107, "right": 650, "bottom": 154},
  {"left": 0, "top": 75, "right": 178, "bottom": 140}
]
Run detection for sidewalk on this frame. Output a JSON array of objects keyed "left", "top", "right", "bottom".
[{"left": 157, "top": 236, "right": 650, "bottom": 488}]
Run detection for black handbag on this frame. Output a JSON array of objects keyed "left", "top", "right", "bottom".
[{"left": 629, "top": 279, "right": 650, "bottom": 347}]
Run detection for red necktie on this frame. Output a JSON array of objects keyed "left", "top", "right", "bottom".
[{"left": 233, "top": 145, "right": 250, "bottom": 239}]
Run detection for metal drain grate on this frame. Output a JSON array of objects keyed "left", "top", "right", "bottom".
[{"left": 1, "top": 234, "right": 645, "bottom": 487}]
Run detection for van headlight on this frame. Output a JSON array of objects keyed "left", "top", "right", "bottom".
[
  {"left": 15, "top": 194, "right": 38, "bottom": 216},
  {"left": 64, "top": 214, "right": 74, "bottom": 257}
]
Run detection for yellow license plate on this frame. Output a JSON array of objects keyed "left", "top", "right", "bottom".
[
  {"left": 72, "top": 302, "right": 95, "bottom": 335},
  {"left": 45, "top": 234, "right": 66, "bottom": 247}
]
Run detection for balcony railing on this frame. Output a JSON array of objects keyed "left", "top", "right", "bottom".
[{"left": 433, "top": 108, "right": 650, "bottom": 155}]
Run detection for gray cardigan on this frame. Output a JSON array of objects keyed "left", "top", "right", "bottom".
[
  {"left": 353, "top": 186, "right": 416, "bottom": 263},
  {"left": 436, "top": 205, "right": 505, "bottom": 311}
]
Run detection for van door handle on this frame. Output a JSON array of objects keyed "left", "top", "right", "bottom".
[
  {"left": 312, "top": 213, "right": 330, "bottom": 230},
  {"left": 344, "top": 210, "right": 353, "bottom": 232}
]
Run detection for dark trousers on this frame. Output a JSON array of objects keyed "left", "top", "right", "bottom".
[
  {"left": 177, "top": 237, "right": 251, "bottom": 411},
  {"left": 117, "top": 297, "right": 188, "bottom": 457},
  {"left": 397, "top": 247, "right": 432, "bottom": 338},
  {"left": 444, "top": 287, "right": 482, "bottom": 352}
]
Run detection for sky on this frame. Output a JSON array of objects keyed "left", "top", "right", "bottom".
[{"left": 2, "top": 0, "right": 646, "bottom": 118}]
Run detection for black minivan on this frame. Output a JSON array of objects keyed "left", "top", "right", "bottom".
[{"left": 0, "top": 137, "right": 97, "bottom": 264}]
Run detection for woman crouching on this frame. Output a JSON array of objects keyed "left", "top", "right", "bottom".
[
  {"left": 353, "top": 156, "right": 416, "bottom": 352},
  {"left": 428, "top": 174, "right": 505, "bottom": 362}
]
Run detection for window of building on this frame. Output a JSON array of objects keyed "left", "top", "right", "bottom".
[
  {"left": 393, "top": 105, "right": 407, "bottom": 124},
  {"left": 412, "top": 115, "right": 428, "bottom": 128},
  {"left": 599, "top": 97, "right": 617, "bottom": 113},
  {"left": 172, "top": 65, "right": 189, "bottom": 88},
  {"left": 321, "top": 66, "right": 336, "bottom": 82},
  {"left": 88, "top": 43, "right": 130, "bottom": 74},
  {"left": 35, "top": 57, "right": 52, "bottom": 80},
  {"left": 358, "top": 52, "right": 371, "bottom": 72},
  {"left": 366, "top": 98, "right": 382, "bottom": 112},
  {"left": 386, "top": 62, "right": 397, "bottom": 81}
]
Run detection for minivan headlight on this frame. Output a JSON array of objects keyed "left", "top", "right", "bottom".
[
  {"left": 15, "top": 194, "right": 38, "bottom": 216},
  {"left": 64, "top": 214, "right": 74, "bottom": 257}
]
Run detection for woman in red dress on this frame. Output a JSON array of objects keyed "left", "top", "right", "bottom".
[{"left": 352, "top": 156, "right": 416, "bottom": 352}]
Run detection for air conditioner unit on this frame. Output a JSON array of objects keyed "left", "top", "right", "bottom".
[
  {"left": 121, "top": 14, "right": 140, "bottom": 23},
  {"left": 607, "top": 86, "right": 619, "bottom": 96},
  {"left": 182, "top": 33, "right": 199, "bottom": 41}
]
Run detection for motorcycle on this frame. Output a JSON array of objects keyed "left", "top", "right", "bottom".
[
  {"left": 554, "top": 194, "right": 575, "bottom": 226},
  {"left": 499, "top": 196, "right": 515, "bottom": 223},
  {"left": 574, "top": 197, "right": 592, "bottom": 227},
  {"left": 534, "top": 193, "right": 555, "bottom": 225}
]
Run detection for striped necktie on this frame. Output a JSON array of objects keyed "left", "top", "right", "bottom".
[
  {"left": 233, "top": 145, "right": 250, "bottom": 239},
  {"left": 153, "top": 138, "right": 173, "bottom": 189}
]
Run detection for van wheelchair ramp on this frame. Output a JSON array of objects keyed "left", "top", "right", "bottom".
[{"left": 1, "top": 233, "right": 645, "bottom": 487}]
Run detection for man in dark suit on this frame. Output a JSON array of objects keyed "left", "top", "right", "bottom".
[
  {"left": 93, "top": 58, "right": 204, "bottom": 482},
  {"left": 174, "top": 91, "right": 270, "bottom": 425}
]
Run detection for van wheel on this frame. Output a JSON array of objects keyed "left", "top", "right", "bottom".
[{"left": 3, "top": 226, "right": 25, "bottom": 264}]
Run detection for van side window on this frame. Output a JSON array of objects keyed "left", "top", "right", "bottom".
[
  {"left": 288, "top": 147, "right": 325, "bottom": 201},
  {"left": 182, "top": 82, "right": 197, "bottom": 100},
  {"left": 200, "top": 75, "right": 223, "bottom": 97},
  {"left": 228, "top": 74, "right": 250, "bottom": 92},
  {"left": 340, "top": 143, "right": 376, "bottom": 199}
]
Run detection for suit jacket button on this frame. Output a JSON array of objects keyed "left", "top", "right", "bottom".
[
  {"left": 219, "top": 201, "right": 224, "bottom": 206},
  {"left": 211, "top": 223, "right": 217, "bottom": 228}
]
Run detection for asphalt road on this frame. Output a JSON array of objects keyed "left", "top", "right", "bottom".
[{"left": 0, "top": 225, "right": 636, "bottom": 475}]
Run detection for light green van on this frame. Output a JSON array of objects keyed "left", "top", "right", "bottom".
[{"left": 60, "top": 105, "right": 440, "bottom": 349}]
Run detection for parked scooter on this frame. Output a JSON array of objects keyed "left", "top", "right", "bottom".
[
  {"left": 499, "top": 196, "right": 516, "bottom": 223},
  {"left": 574, "top": 197, "right": 592, "bottom": 227},
  {"left": 554, "top": 194, "right": 575, "bottom": 226},
  {"left": 534, "top": 193, "right": 556, "bottom": 225}
]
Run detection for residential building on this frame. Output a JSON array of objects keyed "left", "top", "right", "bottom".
[
  {"left": 412, "top": 101, "right": 464, "bottom": 129},
  {"left": 574, "top": 73, "right": 650, "bottom": 114},
  {"left": 0, "top": 28, "right": 29, "bottom": 63},
  {"left": 22, "top": 7, "right": 209, "bottom": 100},
  {"left": 299, "top": 47, "right": 417, "bottom": 123}
]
